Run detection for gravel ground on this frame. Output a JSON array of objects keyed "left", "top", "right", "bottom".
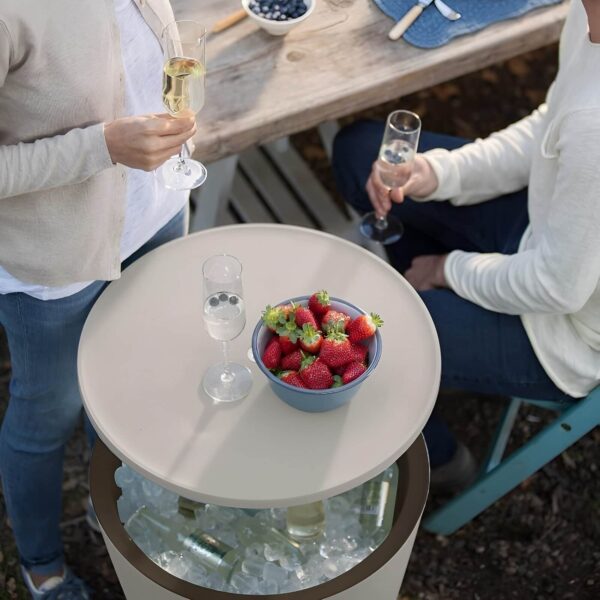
[{"left": 1, "top": 44, "right": 599, "bottom": 600}]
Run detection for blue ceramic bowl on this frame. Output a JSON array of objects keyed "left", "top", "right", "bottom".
[{"left": 251, "top": 296, "right": 382, "bottom": 412}]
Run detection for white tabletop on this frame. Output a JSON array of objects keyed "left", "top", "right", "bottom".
[{"left": 79, "top": 225, "right": 439, "bottom": 507}]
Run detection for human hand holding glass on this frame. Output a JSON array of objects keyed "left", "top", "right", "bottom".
[
  {"left": 159, "top": 20, "right": 207, "bottom": 191},
  {"left": 202, "top": 255, "right": 252, "bottom": 403},
  {"left": 360, "top": 110, "right": 421, "bottom": 245}
]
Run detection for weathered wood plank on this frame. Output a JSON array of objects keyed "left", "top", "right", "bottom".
[
  {"left": 172, "top": 0, "right": 569, "bottom": 163},
  {"left": 263, "top": 140, "right": 350, "bottom": 234},
  {"left": 230, "top": 171, "right": 277, "bottom": 224},
  {"left": 238, "top": 147, "right": 315, "bottom": 227}
]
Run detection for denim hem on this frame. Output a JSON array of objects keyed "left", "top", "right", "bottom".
[{"left": 23, "top": 555, "right": 65, "bottom": 577}]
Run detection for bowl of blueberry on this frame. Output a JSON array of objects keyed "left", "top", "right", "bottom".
[{"left": 242, "top": 0, "right": 315, "bottom": 36}]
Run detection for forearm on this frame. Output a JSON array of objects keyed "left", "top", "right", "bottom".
[
  {"left": 444, "top": 112, "right": 600, "bottom": 315},
  {"left": 422, "top": 104, "right": 548, "bottom": 206},
  {"left": 0, "top": 123, "right": 114, "bottom": 199}
]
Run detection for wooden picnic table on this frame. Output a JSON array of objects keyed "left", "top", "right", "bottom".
[{"left": 173, "top": 0, "right": 569, "bottom": 164}]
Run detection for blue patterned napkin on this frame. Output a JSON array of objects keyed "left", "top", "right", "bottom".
[{"left": 374, "top": 0, "right": 563, "bottom": 48}]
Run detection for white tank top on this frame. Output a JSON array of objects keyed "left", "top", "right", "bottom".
[{"left": 0, "top": 0, "right": 188, "bottom": 300}]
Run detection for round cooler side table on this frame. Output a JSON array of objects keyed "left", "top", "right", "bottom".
[{"left": 80, "top": 224, "right": 440, "bottom": 599}]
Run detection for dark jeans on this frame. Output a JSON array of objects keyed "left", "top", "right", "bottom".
[
  {"left": 0, "top": 209, "right": 186, "bottom": 574},
  {"left": 332, "top": 121, "right": 575, "bottom": 467}
]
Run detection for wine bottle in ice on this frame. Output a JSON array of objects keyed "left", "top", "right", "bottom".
[
  {"left": 359, "top": 463, "right": 399, "bottom": 538},
  {"left": 285, "top": 501, "right": 326, "bottom": 541},
  {"left": 126, "top": 506, "right": 241, "bottom": 580}
]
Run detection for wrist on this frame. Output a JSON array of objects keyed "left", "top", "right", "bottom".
[
  {"left": 103, "top": 121, "right": 118, "bottom": 165},
  {"left": 436, "top": 254, "right": 448, "bottom": 287}
]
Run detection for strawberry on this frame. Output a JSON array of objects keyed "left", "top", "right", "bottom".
[
  {"left": 278, "top": 334, "right": 298, "bottom": 354},
  {"left": 262, "top": 337, "right": 282, "bottom": 370},
  {"left": 319, "top": 330, "right": 353, "bottom": 368},
  {"left": 342, "top": 361, "right": 367, "bottom": 384},
  {"left": 278, "top": 302, "right": 297, "bottom": 320},
  {"left": 281, "top": 349, "right": 303, "bottom": 371},
  {"left": 295, "top": 306, "right": 318, "bottom": 330},
  {"left": 298, "top": 323, "right": 323, "bottom": 354},
  {"left": 321, "top": 309, "right": 351, "bottom": 333},
  {"left": 279, "top": 370, "right": 307, "bottom": 388},
  {"left": 349, "top": 343, "right": 368, "bottom": 364},
  {"left": 347, "top": 313, "right": 383, "bottom": 344},
  {"left": 308, "top": 290, "right": 330, "bottom": 317},
  {"left": 332, "top": 364, "right": 348, "bottom": 376},
  {"left": 299, "top": 355, "right": 333, "bottom": 390},
  {"left": 262, "top": 305, "right": 283, "bottom": 332}
]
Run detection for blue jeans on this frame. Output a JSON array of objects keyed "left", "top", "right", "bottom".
[
  {"left": 332, "top": 121, "right": 576, "bottom": 467},
  {"left": 0, "top": 209, "right": 186, "bottom": 575}
]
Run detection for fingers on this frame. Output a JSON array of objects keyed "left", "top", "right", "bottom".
[
  {"left": 366, "top": 177, "right": 388, "bottom": 218},
  {"left": 147, "top": 113, "right": 197, "bottom": 136},
  {"left": 390, "top": 186, "right": 405, "bottom": 204},
  {"left": 367, "top": 164, "right": 393, "bottom": 217}
]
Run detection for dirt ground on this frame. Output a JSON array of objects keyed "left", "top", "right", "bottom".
[{"left": 1, "top": 43, "right": 599, "bottom": 600}]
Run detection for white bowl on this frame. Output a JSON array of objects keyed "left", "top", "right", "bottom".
[{"left": 242, "top": 0, "right": 316, "bottom": 36}]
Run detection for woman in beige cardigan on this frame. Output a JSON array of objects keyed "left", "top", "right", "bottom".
[{"left": 0, "top": 1, "right": 197, "bottom": 597}]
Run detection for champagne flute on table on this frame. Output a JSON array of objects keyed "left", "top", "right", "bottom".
[
  {"left": 159, "top": 20, "right": 207, "bottom": 191},
  {"left": 202, "top": 255, "right": 252, "bottom": 403},
  {"left": 360, "top": 110, "right": 421, "bottom": 245}
]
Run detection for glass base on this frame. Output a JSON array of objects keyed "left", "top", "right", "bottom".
[
  {"left": 359, "top": 212, "right": 404, "bottom": 245},
  {"left": 203, "top": 362, "right": 252, "bottom": 403},
  {"left": 160, "top": 157, "right": 207, "bottom": 191}
]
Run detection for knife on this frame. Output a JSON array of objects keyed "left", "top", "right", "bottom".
[
  {"left": 388, "top": 0, "right": 461, "bottom": 42},
  {"left": 388, "top": 0, "right": 433, "bottom": 41},
  {"left": 211, "top": 8, "right": 248, "bottom": 34}
]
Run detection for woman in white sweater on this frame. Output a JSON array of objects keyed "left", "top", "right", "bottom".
[{"left": 332, "top": 0, "right": 600, "bottom": 486}]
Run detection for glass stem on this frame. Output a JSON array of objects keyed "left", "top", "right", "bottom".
[
  {"left": 375, "top": 215, "right": 388, "bottom": 230},
  {"left": 221, "top": 341, "right": 234, "bottom": 384},
  {"left": 174, "top": 144, "right": 190, "bottom": 175}
]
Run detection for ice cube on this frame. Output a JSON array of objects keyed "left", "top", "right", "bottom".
[
  {"left": 264, "top": 542, "right": 286, "bottom": 562},
  {"left": 117, "top": 495, "right": 136, "bottom": 523},
  {"left": 241, "top": 557, "right": 267, "bottom": 577},
  {"left": 230, "top": 571, "right": 259, "bottom": 593},
  {"left": 245, "top": 542, "right": 265, "bottom": 559},
  {"left": 262, "top": 561, "right": 288, "bottom": 586},
  {"left": 279, "top": 553, "right": 302, "bottom": 572},
  {"left": 114, "top": 465, "right": 135, "bottom": 488}
]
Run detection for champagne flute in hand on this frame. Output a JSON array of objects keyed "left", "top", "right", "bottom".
[
  {"left": 360, "top": 110, "right": 421, "bottom": 245},
  {"left": 159, "top": 20, "right": 207, "bottom": 190},
  {"left": 202, "top": 255, "right": 252, "bottom": 403}
]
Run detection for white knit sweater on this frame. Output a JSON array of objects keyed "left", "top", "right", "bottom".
[{"left": 422, "top": 1, "right": 600, "bottom": 397}]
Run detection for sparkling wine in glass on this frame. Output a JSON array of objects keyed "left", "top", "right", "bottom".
[
  {"left": 159, "top": 20, "right": 207, "bottom": 191},
  {"left": 202, "top": 255, "right": 252, "bottom": 403},
  {"left": 360, "top": 110, "right": 421, "bottom": 245}
]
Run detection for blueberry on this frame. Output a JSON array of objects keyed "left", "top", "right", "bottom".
[
  {"left": 278, "top": 14, "right": 287, "bottom": 20},
  {"left": 209, "top": 296, "right": 219, "bottom": 307},
  {"left": 219, "top": 293, "right": 229, "bottom": 302},
  {"left": 229, "top": 295, "right": 239, "bottom": 305},
  {"left": 273, "top": 10, "right": 280, "bottom": 18}
]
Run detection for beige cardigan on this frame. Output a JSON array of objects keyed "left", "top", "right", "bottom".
[{"left": 0, "top": 0, "right": 176, "bottom": 286}]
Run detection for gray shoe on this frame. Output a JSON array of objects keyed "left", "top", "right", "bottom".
[
  {"left": 430, "top": 442, "right": 477, "bottom": 494},
  {"left": 21, "top": 566, "right": 91, "bottom": 600}
]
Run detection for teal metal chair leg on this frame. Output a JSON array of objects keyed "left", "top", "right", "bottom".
[
  {"left": 423, "top": 392, "right": 600, "bottom": 535},
  {"left": 481, "top": 397, "right": 522, "bottom": 473}
]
